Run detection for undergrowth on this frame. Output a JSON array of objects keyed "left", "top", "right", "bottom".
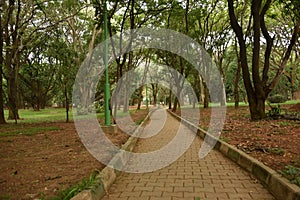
[
  {"left": 44, "top": 171, "right": 100, "bottom": 200},
  {"left": 282, "top": 165, "right": 300, "bottom": 187}
]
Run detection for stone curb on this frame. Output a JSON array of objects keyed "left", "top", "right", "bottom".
[
  {"left": 168, "top": 110, "right": 300, "bottom": 200},
  {"left": 71, "top": 110, "right": 152, "bottom": 200}
]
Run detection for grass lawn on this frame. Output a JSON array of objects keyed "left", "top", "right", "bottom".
[
  {"left": 3, "top": 107, "right": 149, "bottom": 123},
  {"left": 1, "top": 107, "right": 147, "bottom": 137},
  {"left": 4, "top": 108, "right": 72, "bottom": 123}
]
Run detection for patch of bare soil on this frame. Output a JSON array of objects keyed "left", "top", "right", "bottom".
[
  {"left": 0, "top": 109, "right": 148, "bottom": 200},
  {"left": 221, "top": 106, "right": 300, "bottom": 172},
  {"left": 175, "top": 104, "right": 300, "bottom": 177},
  {"left": 290, "top": 103, "right": 300, "bottom": 112}
]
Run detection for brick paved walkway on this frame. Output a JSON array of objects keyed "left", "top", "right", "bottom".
[{"left": 102, "top": 108, "right": 275, "bottom": 200}]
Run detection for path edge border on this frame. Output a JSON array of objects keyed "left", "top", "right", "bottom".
[
  {"left": 71, "top": 109, "right": 152, "bottom": 200},
  {"left": 168, "top": 109, "right": 300, "bottom": 200}
]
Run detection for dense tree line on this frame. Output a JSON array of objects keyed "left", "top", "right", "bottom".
[{"left": 0, "top": 0, "right": 299, "bottom": 124}]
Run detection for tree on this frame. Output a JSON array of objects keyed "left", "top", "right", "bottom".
[
  {"left": 0, "top": 1, "right": 5, "bottom": 124},
  {"left": 2, "top": 0, "right": 23, "bottom": 122},
  {"left": 233, "top": 38, "right": 242, "bottom": 108},
  {"left": 228, "top": 0, "right": 300, "bottom": 120},
  {"left": 284, "top": 49, "right": 300, "bottom": 99},
  {"left": 1, "top": 0, "right": 74, "bottom": 122},
  {"left": 55, "top": 1, "right": 94, "bottom": 122},
  {"left": 96, "top": 0, "right": 171, "bottom": 113}
]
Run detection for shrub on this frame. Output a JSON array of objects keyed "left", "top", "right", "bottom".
[
  {"left": 94, "top": 101, "right": 104, "bottom": 113},
  {"left": 267, "top": 104, "right": 281, "bottom": 119},
  {"left": 47, "top": 171, "right": 99, "bottom": 200},
  {"left": 267, "top": 94, "right": 287, "bottom": 103},
  {"left": 282, "top": 165, "right": 300, "bottom": 187}
]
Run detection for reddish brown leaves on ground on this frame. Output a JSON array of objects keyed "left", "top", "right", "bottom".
[
  {"left": 0, "top": 122, "right": 103, "bottom": 199},
  {"left": 0, "top": 109, "right": 148, "bottom": 200},
  {"left": 198, "top": 105, "right": 300, "bottom": 173}
]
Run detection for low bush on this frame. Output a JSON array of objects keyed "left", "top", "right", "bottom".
[
  {"left": 268, "top": 94, "right": 287, "bottom": 103},
  {"left": 282, "top": 165, "right": 300, "bottom": 187}
]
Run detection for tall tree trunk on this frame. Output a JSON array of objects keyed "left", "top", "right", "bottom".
[
  {"left": 228, "top": 0, "right": 265, "bottom": 120},
  {"left": 220, "top": 78, "right": 226, "bottom": 106},
  {"left": 228, "top": 0, "right": 300, "bottom": 120},
  {"left": 123, "top": 0, "right": 135, "bottom": 113},
  {"left": 137, "top": 87, "right": 143, "bottom": 110},
  {"left": 203, "top": 83, "right": 209, "bottom": 109},
  {"left": 171, "top": 0, "right": 189, "bottom": 113},
  {"left": 153, "top": 94, "right": 157, "bottom": 106},
  {"left": 7, "top": 68, "right": 20, "bottom": 122},
  {"left": 64, "top": 84, "right": 69, "bottom": 123},
  {"left": 123, "top": 69, "right": 130, "bottom": 112},
  {"left": 290, "top": 70, "right": 296, "bottom": 100},
  {"left": 172, "top": 79, "right": 185, "bottom": 112},
  {"left": 5, "top": 0, "right": 21, "bottom": 122},
  {"left": 172, "top": 98, "right": 179, "bottom": 112},
  {"left": 234, "top": 39, "right": 241, "bottom": 109},
  {"left": 234, "top": 65, "right": 241, "bottom": 109},
  {"left": 250, "top": 0, "right": 267, "bottom": 119},
  {"left": 151, "top": 83, "right": 157, "bottom": 105},
  {"left": 0, "top": 7, "right": 6, "bottom": 124},
  {"left": 217, "top": 54, "right": 226, "bottom": 106},
  {"left": 168, "top": 89, "right": 172, "bottom": 109},
  {"left": 35, "top": 83, "right": 41, "bottom": 111},
  {"left": 36, "top": 95, "right": 40, "bottom": 111},
  {"left": 198, "top": 75, "right": 205, "bottom": 104}
]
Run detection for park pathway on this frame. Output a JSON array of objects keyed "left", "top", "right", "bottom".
[{"left": 102, "top": 108, "right": 275, "bottom": 200}]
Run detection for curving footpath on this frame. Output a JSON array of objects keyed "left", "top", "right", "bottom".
[{"left": 102, "top": 108, "right": 276, "bottom": 200}]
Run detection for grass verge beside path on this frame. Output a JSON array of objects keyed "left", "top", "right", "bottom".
[{"left": 0, "top": 126, "right": 61, "bottom": 137}]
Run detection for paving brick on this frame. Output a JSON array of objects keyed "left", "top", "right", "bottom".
[
  {"left": 211, "top": 179, "right": 230, "bottom": 185},
  {"left": 101, "top": 110, "right": 275, "bottom": 200},
  {"left": 227, "top": 193, "right": 252, "bottom": 199},
  {"left": 163, "top": 191, "right": 183, "bottom": 198},
  {"left": 184, "top": 192, "right": 206, "bottom": 199},
  {"left": 174, "top": 186, "right": 194, "bottom": 193},
  {"left": 154, "top": 186, "right": 173, "bottom": 192},
  {"left": 141, "top": 191, "right": 162, "bottom": 197},
  {"left": 146, "top": 182, "right": 165, "bottom": 187},
  {"left": 133, "top": 186, "right": 154, "bottom": 192},
  {"left": 214, "top": 187, "right": 236, "bottom": 193},
  {"left": 128, "top": 197, "right": 146, "bottom": 200},
  {"left": 149, "top": 197, "right": 165, "bottom": 200},
  {"left": 119, "top": 191, "right": 141, "bottom": 198},
  {"left": 205, "top": 192, "right": 229, "bottom": 199},
  {"left": 194, "top": 186, "right": 215, "bottom": 193}
]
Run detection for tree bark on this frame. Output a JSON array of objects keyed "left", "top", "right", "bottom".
[
  {"left": 151, "top": 83, "right": 157, "bottom": 105},
  {"left": 228, "top": 0, "right": 267, "bottom": 119},
  {"left": 137, "top": 87, "right": 143, "bottom": 110},
  {"left": 268, "top": 17, "right": 300, "bottom": 93},
  {"left": 228, "top": 0, "right": 300, "bottom": 120},
  {"left": 220, "top": 78, "right": 226, "bottom": 106},
  {"left": 4, "top": 0, "right": 21, "bottom": 122},
  {"left": 250, "top": 0, "right": 267, "bottom": 119},
  {"left": 7, "top": 68, "right": 20, "bottom": 122},
  {"left": 64, "top": 84, "right": 69, "bottom": 123},
  {"left": 0, "top": 4, "right": 6, "bottom": 124},
  {"left": 234, "top": 61, "right": 241, "bottom": 109},
  {"left": 172, "top": 98, "right": 179, "bottom": 112},
  {"left": 234, "top": 39, "right": 241, "bottom": 109},
  {"left": 123, "top": 75, "right": 129, "bottom": 113},
  {"left": 203, "top": 82, "right": 209, "bottom": 108},
  {"left": 168, "top": 89, "right": 172, "bottom": 109}
]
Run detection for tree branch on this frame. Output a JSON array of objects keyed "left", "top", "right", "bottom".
[
  {"left": 260, "top": 0, "right": 274, "bottom": 86},
  {"left": 268, "top": 16, "right": 300, "bottom": 93},
  {"left": 228, "top": 0, "right": 254, "bottom": 98}
]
